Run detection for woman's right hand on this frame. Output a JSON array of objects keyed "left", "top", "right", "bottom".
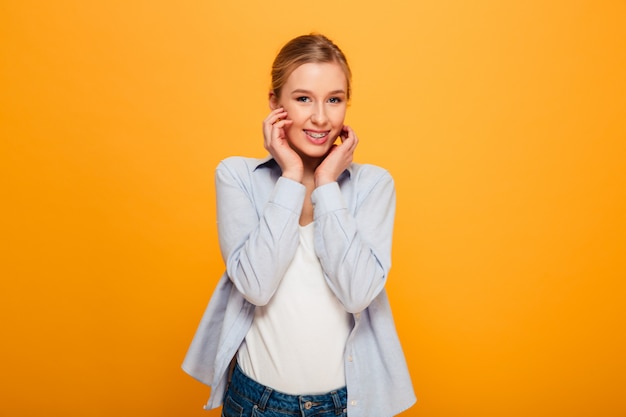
[{"left": 263, "top": 107, "right": 302, "bottom": 182}]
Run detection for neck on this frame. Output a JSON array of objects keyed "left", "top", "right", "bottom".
[{"left": 298, "top": 150, "right": 327, "bottom": 178}]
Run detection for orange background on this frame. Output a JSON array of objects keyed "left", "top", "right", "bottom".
[{"left": 1, "top": 1, "right": 625, "bottom": 416}]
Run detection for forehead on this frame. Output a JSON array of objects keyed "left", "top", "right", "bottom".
[{"left": 284, "top": 62, "right": 348, "bottom": 92}]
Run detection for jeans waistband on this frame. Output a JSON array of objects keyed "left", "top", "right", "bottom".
[{"left": 229, "top": 364, "right": 347, "bottom": 415}]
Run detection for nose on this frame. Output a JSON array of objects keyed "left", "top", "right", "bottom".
[{"left": 311, "top": 102, "right": 328, "bottom": 125}]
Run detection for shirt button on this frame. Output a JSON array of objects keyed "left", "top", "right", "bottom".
[
  {"left": 355, "top": 312, "right": 361, "bottom": 319},
  {"left": 348, "top": 355, "right": 353, "bottom": 362},
  {"left": 350, "top": 400, "right": 358, "bottom": 406}
]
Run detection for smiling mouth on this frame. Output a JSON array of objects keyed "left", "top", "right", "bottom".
[{"left": 304, "top": 130, "right": 329, "bottom": 140}]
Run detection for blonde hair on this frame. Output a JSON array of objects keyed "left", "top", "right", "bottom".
[{"left": 271, "top": 33, "right": 352, "bottom": 100}]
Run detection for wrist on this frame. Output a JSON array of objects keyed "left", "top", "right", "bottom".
[
  {"left": 314, "top": 175, "right": 334, "bottom": 188},
  {"left": 282, "top": 169, "right": 303, "bottom": 183}
]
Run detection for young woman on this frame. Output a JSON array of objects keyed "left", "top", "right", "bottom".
[{"left": 183, "top": 34, "right": 416, "bottom": 417}]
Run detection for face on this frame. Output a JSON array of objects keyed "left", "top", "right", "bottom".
[{"left": 271, "top": 62, "right": 348, "bottom": 162}]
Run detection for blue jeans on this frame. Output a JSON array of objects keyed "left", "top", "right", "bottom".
[{"left": 222, "top": 364, "right": 348, "bottom": 417}]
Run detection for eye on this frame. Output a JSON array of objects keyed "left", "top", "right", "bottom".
[
  {"left": 296, "top": 96, "right": 311, "bottom": 102},
  {"left": 328, "top": 97, "right": 343, "bottom": 104}
]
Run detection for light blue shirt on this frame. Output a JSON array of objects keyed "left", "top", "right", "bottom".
[{"left": 182, "top": 156, "right": 416, "bottom": 417}]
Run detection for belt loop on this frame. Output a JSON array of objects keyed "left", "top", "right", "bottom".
[
  {"left": 258, "top": 386, "right": 272, "bottom": 411},
  {"left": 331, "top": 391, "right": 342, "bottom": 415}
]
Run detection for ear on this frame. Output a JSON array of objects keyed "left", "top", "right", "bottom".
[{"left": 268, "top": 91, "right": 280, "bottom": 110}]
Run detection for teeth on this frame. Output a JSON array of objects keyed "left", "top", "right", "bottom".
[{"left": 307, "top": 131, "right": 327, "bottom": 139}]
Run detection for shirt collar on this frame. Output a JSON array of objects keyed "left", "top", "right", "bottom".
[{"left": 253, "top": 155, "right": 353, "bottom": 179}]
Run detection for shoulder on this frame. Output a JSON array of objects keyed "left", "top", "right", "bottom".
[
  {"left": 216, "top": 155, "right": 277, "bottom": 177},
  {"left": 349, "top": 162, "right": 394, "bottom": 187},
  {"left": 217, "top": 156, "right": 266, "bottom": 171},
  {"left": 350, "top": 162, "right": 391, "bottom": 177}
]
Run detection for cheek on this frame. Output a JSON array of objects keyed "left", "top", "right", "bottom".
[
  {"left": 283, "top": 119, "right": 300, "bottom": 141},
  {"left": 284, "top": 106, "right": 304, "bottom": 123},
  {"left": 330, "top": 108, "right": 347, "bottom": 125}
]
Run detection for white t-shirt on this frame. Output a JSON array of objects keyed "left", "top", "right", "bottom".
[{"left": 237, "top": 222, "right": 352, "bottom": 394}]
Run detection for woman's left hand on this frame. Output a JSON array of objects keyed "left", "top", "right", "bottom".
[{"left": 314, "top": 125, "right": 358, "bottom": 187}]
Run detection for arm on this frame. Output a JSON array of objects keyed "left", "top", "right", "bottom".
[
  {"left": 216, "top": 159, "right": 305, "bottom": 306},
  {"left": 312, "top": 168, "right": 396, "bottom": 313}
]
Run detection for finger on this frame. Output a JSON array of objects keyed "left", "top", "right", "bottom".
[
  {"left": 350, "top": 130, "right": 359, "bottom": 148},
  {"left": 271, "top": 111, "right": 287, "bottom": 125},
  {"left": 339, "top": 126, "right": 354, "bottom": 145},
  {"left": 264, "top": 111, "right": 288, "bottom": 142},
  {"left": 265, "top": 116, "right": 287, "bottom": 129},
  {"left": 271, "top": 119, "right": 293, "bottom": 139},
  {"left": 264, "top": 108, "right": 287, "bottom": 125},
  {"left": 273, "top": 118, "right": 292, "bottom": 129},
  {"left": 345, "top": 126, "right": 358, "bottom": 148},
  {"left": 339, "top": 125, "right": 350, "bottom": 141}
]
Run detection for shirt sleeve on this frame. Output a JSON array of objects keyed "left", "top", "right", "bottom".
[
  {"left": 311, "top": 168, "right": 396, "bottom": 313},
  {"left": 215, "top": 159, "right": 305, "bottom": 306}
]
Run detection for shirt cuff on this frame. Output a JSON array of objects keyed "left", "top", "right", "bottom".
[
  {"left": 271, "top": 176, "right": 306, "bottom": 213},
  {"left": 311, "top": 182, "right": 347, "bottom": 218}
]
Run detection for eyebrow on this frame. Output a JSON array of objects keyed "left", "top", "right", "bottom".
[{"left": 290, "top": 89, "right": 346, "bottom": 95}]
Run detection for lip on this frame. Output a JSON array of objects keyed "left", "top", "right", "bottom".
[{"left": 303, "top": 129, "right": 331, "bottom": 145}]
